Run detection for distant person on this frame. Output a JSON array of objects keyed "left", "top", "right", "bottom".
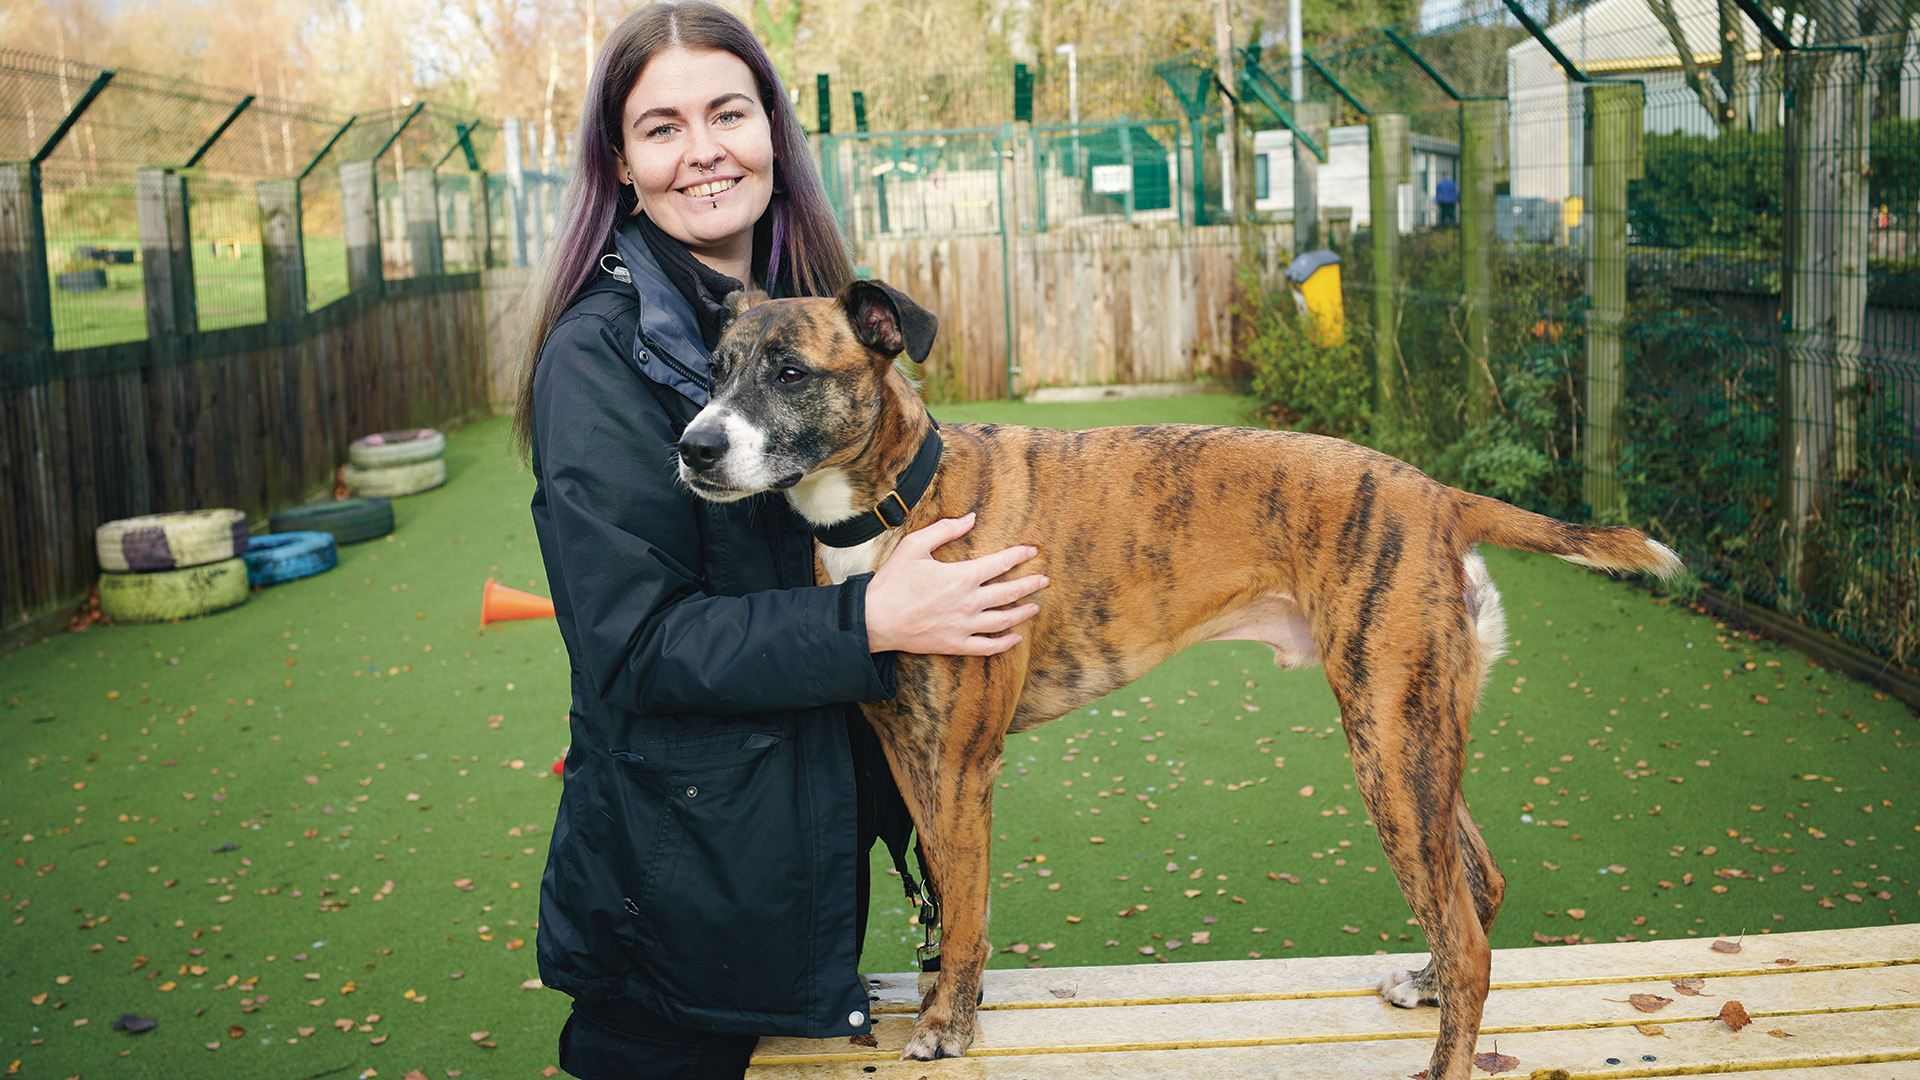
[{"left": 1436, "top": 174, "right": 1459, "bottom": 227}]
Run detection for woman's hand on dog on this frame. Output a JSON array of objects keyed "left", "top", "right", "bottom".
[{"left": 866, "top": 513, "right": 1047, "bottom": 656}]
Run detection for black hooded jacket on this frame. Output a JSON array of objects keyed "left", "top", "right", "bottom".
[{"left": 530, "top": 217, "right": 897, "bottom": 1038}]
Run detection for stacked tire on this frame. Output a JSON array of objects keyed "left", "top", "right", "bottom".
[
  {"left": 95, "top": 509, "right": 251, "bottom": 623},
  {"left": 342, "top": 428, "right": 446, "bottom": 497}
]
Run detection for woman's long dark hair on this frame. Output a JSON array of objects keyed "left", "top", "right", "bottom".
[{"left": 512, "top": 0, "right": 852, "bottom": 459}]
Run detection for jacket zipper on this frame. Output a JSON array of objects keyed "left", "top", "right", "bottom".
[{"left": 640, "top": 330, "right": 710, "bottom": 395}]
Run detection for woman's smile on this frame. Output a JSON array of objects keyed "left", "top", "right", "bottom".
[{"left": 682, "top": 176, "right": 741, "bottom": 200}]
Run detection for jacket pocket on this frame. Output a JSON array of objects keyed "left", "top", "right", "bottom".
[{"left": 607, "top": 733, "right": 813, "bottom": 1016}]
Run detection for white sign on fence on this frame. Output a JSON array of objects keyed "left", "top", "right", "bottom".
[{"left": 1090, "top": 164, "right": 1132, "bottom": 193}]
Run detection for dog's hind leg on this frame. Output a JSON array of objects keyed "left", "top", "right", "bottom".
[
  {"left": 1379, "top": 795, "right": 1506, "bottom": 1007},
  {"left": 1336, "top": 679, "right": 1491, "bottom": 1080}
]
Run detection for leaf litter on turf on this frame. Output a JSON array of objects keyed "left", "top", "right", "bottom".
[{"left": 5, "top": 407, "right": 1915, "bottom": 1075}]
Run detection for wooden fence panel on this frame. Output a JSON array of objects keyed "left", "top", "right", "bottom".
[
  {"left": 862, "top": 223, "right": 1280, "bottom": 402},
  {"left": 1, "top": 280, "right": 491, "bottom": 640}
]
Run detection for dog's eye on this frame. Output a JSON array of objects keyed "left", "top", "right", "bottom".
[{"left": 776, "top": 366, "right": 807, "bottom": 385}]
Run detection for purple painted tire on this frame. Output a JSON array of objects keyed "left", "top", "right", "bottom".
[{"left": 95, "top": 509, "right": 249, "bottom": 573}]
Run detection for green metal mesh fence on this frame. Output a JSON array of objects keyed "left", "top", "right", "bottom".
[{"left": 0, "top": 50, "right": 494, "bottom": 349}]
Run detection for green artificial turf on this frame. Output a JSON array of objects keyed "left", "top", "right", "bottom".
[{"left": 4, "top": 403, "right": 1914, "bottom": 1080}]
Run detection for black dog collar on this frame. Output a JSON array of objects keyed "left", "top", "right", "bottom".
[{"left": 811, "top": 423, "right": 944, "bottom": 549}]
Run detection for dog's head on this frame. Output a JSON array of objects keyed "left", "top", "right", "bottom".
[{"left": 675, "top": 279, "right": 936, "bottom": 504}]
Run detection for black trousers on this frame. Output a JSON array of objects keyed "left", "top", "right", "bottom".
[{"left": 560, "top": 999, "right": 758, "bottom": 1080}]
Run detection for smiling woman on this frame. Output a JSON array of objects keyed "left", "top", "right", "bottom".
[{"left": 507, "top": 4, "right": 1046, "bottom": 1080}]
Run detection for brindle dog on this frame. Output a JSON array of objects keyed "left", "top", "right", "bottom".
[{"left": 675, "top": 281, "right": 1681, "bottom": 1079}]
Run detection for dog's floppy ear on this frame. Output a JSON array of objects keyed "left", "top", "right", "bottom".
[{"left": 838, "top": 279, "right": 938, "bottom": 364}]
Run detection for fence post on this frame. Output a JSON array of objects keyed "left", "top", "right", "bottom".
[
  {"left": 0, "top": 161, "right": 53, "bottom": 360},
  {"left": 403, "top": 168, "right": 444, "bottom": 276},
  {"left": 1779, "top": 48, "right": 1842, "bottom": 604},
  {"left": 340, "top": 159, "right": 382, "bottom": 294},
  {"left": 1830, "top": 49, "right": 1868, "bottom": 483},
  {"left": 503, "top": 116, "right": 528, "bottom": 267},
  {"left": 135, "top": 167, "right": 196, "bottom": 338},
  {"left": 1368, "top": 114, "right": 1410, "bottom": 424},
  {"left": 1293, "top": 102, "right": 1330, "bottom": 254},
  {"left": 1458, "top": 98, "right": 1505, "bottom": 429},
  {"left": 1581, "top": 83, "right": 1642, "bottom": 523},
  {"left": 256, "top": 178, "right": 305, "bottom": 320},
  {"left": 469, "top": 172, "right": 493, "bottom": 270}
]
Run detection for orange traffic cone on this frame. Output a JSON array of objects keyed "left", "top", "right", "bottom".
[{"left": 481, "top": 577, "right": 556, "bottom": 626}]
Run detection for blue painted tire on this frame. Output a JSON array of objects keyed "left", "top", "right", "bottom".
[{"left": 242, "top": 530, "right": 338, "bottom": 586}]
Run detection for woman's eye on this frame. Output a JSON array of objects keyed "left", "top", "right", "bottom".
[
  {"left": 776, "top": 366, "right": 807, "bottom": 385},
  {"left": 715, "top": 110, "right": 744, "bottom": 126},
  {"left": 645, "top": 123, "right": 675, "bottom": 139}
]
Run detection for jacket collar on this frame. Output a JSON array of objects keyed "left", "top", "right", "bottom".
[{"left": 611, "top": 219, "right": 712, "bottom": 407}]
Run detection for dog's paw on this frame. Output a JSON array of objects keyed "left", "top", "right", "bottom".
[
  {"left": 1378, "top": 966, "right": 1440, "bottom": 1008},
  {"left": 900, "top": 1016, "right": 973, "bottom": 1061}
]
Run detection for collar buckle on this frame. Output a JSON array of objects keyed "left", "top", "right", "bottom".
[{"left": 873, "top": 490, "right": 911, "bottom": 529}]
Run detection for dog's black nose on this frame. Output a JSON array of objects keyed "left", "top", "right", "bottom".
[{"left": 679, "top": 427, "right": 728, "bottom": 472}]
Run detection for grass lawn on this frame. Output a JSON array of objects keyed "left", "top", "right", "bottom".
[
  {"left": 47, "top": 235, "right": 353, "bottom": 351},
  {"left": 4, "top": 401, "right": 1913, "bottom": 1080}
]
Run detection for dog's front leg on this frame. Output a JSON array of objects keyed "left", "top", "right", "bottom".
[{"left": 866, "top": 654, "right": 1025, "bottom": 1061}]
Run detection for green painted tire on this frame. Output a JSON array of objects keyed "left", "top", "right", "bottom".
[
  {"left": 342, "top": 457, "right": 446, "bottom": 498},
  {"left": 349, "top": 428, "right": 446, "bottom": 468},
  {"left": 95, "top": 508, "right": 248, "bottom": 572},
  {"left": 98, "top": 557, "right": 250, "bottom": 624}
]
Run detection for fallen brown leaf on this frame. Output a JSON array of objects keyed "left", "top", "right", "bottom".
[
  {"left": 1634, "top": 1023, "right": 1667, "bottom": 1037},
  {"left": 296, "top": 1026, "right": 316, "bottom": 1037},
  {"left": 1710, "top": 935, "right": 1744, "bottom": 954},
  {"left": 848, "top": 1033, "right": 878, "bottom": 1047},
  {"left": 1671, "top": 977, "right": 1710, "bottom": 996},
  {"left": 1607, "top": 993, "right": 1673, "bottom": 1013},
  {"left": 1472, "top": 1046, "right": 1519, "bottom": 1074},
  {"left": 1773, "top": 957, "right": 1798, "bottom": 966},
  {"left": 470, "top": 1031, "right": 490, "bottom": 1042},
  {"left": 1767, "top": 1029, "right": 1795, "bottom": 1038},
  {"left": 1049, "top": 986, "right": 1077, "bottom": 999},
  {"left": 227, "top": 1025, "right": 244, "bottom": 1039},
  {"left": 1719, "top": 1000, "right": 1752, "bottom": 1031}
]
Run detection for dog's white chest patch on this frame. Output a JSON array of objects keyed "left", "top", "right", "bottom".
[
  {"left": 791, "top": 467, "right": 888, "bottom": 584},
  {"left": 816, "top": 537, "right": 886, "bottom": 585}
]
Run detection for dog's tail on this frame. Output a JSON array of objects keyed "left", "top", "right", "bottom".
[{"left": 1455, "top": 492, "right": 1683, "bottom": 582}]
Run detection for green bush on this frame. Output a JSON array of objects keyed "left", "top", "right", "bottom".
[
  {"left": 1236, "top": 265, "right": 1372, "bottom": 439},
  {"left": 1629, "top": 130, "right": 1784, "bottom": 253}
]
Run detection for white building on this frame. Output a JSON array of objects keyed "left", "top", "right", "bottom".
[{"left": 1228, "top": 123, "right": 1461, "bottom": 231}]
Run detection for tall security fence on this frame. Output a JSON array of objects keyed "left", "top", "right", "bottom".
[
  {"left": 0, "top": 51, "right": 529, "bottom": 636},
  {"left": 1268, "top": 0, "right": 1918, "bottom": 670}
]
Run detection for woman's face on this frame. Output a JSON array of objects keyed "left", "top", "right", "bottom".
[{"left": 617, "top": 46, "right": 775, "bottom": 277}]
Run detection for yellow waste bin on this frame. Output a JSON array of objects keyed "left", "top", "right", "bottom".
[{"left": 1286, "top": 250, "right": 1344, "bottom": 347}]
